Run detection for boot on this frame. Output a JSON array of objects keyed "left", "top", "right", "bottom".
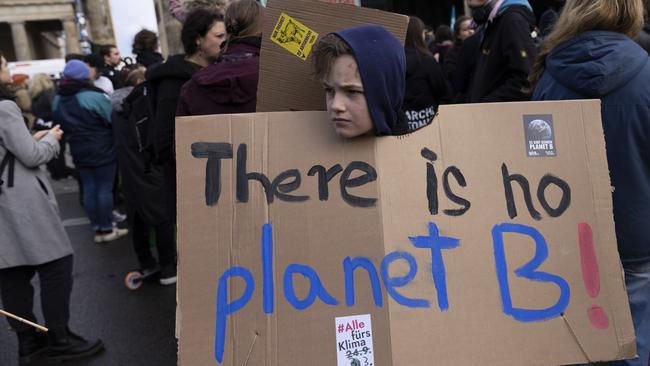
[
  {"left": 17, "top": 329, "right": 47, "bottom": 364},
  {"left": 46, "top": 327, "right": 104, "bottom": 362}
]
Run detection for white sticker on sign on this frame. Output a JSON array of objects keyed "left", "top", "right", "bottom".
[{"left": 335, "top": 314, "right": 375, "bottom": 366}]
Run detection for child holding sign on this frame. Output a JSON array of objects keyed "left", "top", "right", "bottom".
[{"left": 311, "top": 25, "right": 410, "bottom": 138}]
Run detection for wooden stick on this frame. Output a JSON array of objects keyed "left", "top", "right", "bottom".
[{"left": 0, "top": 309, "right": 48, "bottom": 332}]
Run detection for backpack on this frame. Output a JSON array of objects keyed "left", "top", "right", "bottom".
[{"left": 121, "top": 82, "right": 155, "bottom": 168}]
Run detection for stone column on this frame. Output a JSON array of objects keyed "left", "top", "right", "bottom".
[
  {"left": 62, "top": 19, "right": 81, "bottom": 54},
  {"left": 10, "top": 21, "right": 33, "bottom": 61}
]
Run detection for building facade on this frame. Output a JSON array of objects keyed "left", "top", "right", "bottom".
[{"left": 0, "top": 0, "right": 116, "bottom": 61}]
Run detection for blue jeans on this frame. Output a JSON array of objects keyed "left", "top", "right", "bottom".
[
  {"left": 78, "top": 163, "right": 116, "bottom": 232},
  {"left": 610, "top": 262, "right": 650, "bottom": 366}
]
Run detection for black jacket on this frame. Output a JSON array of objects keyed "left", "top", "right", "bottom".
[
  {"left": 145, "top": 54, "right": 202, "bottom": 164},
  {"left": 113, "top": 84, "right": 170, "bottom": 225},
  {"left": 468, "top": 5, "right": 537, "bottom": 103},
  {"left": 403, "top": 48, "right": 449, "bottom": 132}
]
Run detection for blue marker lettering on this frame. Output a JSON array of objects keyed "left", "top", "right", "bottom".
[
  {"left": 283, "top": 264, "right": 339, "bottom": 310},
  {"left": 492, "top": 223, "right": 570, "bottom": 322},
  {"left": 215, "top": 267, "right": 255, "bottom": 363},
  {"left": 409, "top": 222, "right": 460, "bottom": 311},
  {"left": 343, "top": 256, "right": 383, "bottom": 307},
  {"left": 380, "top": 252, "right": 429, "bottom": 308},
  {"left": 262, "top": 223, "right": 274, "bottom": 314}
]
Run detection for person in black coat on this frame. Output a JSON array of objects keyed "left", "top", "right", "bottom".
[
  {"left": 144, "top": 9, "right": 224, "bottom": 284},
  {"left": 112, "top": 69, "right": 176, "bottom": 283},
  {"left": 443, "top": 15, "right": 475, "bottom": 101},
  {"left": 403, "top": 16, "right": 450, "bottom": 132},
  {"left": 466, "top": 0, "right": 537, "bottom": 103}
]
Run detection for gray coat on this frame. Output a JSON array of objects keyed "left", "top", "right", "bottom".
[{"left": 0, "top": 100, "right": 73, "bottom": 269}]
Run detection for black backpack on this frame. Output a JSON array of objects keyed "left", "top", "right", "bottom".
[{"left": 121, "top": 82, "right": 155, "bottom": 168}]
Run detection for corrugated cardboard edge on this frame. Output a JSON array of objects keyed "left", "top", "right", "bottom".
[{"left": 578, "top": 100, "right": 637, "bottom": 361}]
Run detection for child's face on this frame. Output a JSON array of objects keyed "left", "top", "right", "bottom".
[{"left": 323, "top": 54, "right": 373, "bottom": 139}]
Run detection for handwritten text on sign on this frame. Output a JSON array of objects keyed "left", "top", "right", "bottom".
[{"left": 191, "top": 143, "right": 608, "bottom": 363}]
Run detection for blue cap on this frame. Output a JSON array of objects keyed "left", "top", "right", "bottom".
[
  {"left": 334, "top": 25, "right": 406, "bottom": 136},
  {"left": 63, "top": 59, "right": 90, "bottom": 80}
]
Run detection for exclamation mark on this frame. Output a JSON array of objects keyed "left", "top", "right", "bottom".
[{"left": 578, "top": 223, "right": 609, "bottom": 329}]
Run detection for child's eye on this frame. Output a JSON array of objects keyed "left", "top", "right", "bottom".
[
  {"left": 347, "top": 89, "right": 364, "bottom": 96},
  {"left": 323, "top": 86, "right": 334, "bottom": 95}
]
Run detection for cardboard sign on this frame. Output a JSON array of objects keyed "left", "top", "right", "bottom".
[
  {"left": 257, "top": 0, "right": 408, "bottom": 112},
  {"left": 175, "top": 100, "right": 636, "bottom": 366}
]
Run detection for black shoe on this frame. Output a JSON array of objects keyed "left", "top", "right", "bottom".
[
  {"left": 17, "top": 329, "right": 47, "bottom": 364},
  {"left": 46, "top": 327, "right": 104, "bottom": 362},
  {"left": 159, "top": 264, "right": 177, "bottom": 285}
]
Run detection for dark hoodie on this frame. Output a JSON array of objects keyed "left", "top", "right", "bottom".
[
  {"left": 145, "top": 54, "right": 202, "bottom": 164},
  {"left": 533, "top": 31, "right": 650, "bottom": 265},
  {"left": 468, "top": 3, "right": 537, "bottom": 103},
  {"left": 635, "top": 20, "right": 650, "bottom": 54},
  {"left": 176, "top": 37, "right": 261, "bottom": 117},
  {"left": 403, "top": 48, "right": 449, "bottom": 132},
  {"left": 334, "top": 25, "right": 408, "bottom": 136}
]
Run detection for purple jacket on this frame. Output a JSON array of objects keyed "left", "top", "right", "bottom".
[{"left": 176, "top": 38, "right": 260, "bottom": 117}]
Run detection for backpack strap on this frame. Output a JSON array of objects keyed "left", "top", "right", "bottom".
[{"left": 0, "top": 150, "right": 15, "bottom": 194}]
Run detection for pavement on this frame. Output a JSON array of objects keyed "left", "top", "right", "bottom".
[{"left": 0, "top": 176, "right": 177, "bottom": 366}]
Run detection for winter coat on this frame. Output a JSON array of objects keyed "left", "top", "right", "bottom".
[
  {"left": 532, "top": 31, "right": 650, "bottom": 265},
  {"left": 403, "top": 48, "right": 449, "bottom": 132},
  {"left": 452, "top": 32, "right": 481, "bottom": 103},
  {"left": 145, "top": 54, "right": 202, "bottom": 164},
  {"left": 52, "top": 79, "right": 115, "bottom": 168},
  {"left": 0, "top": 100, "right": 73, "bottom": 269},
  {"left": 112, "top": 85, "right": 170, "bottom": 225},
  {"left": 176, "top": 37, "right": 261, "bottom": 117},
  {"left": 468, "top": 4, "right": 537, "bottom": 103}
]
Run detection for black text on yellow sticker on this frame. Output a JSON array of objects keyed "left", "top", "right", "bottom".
[{"left": 271, "top": 12, "right": 319, "bottom": 61}]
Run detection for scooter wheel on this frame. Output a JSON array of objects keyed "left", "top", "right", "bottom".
[{"left": 125, "top": 271, "right": 143, "bottom": 290}]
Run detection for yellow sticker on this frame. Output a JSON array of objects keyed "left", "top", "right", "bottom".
[{"left": 270, "top": 12, "right": 319, "bottom": 61}]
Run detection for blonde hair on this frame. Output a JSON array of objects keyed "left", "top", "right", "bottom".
[
  {"left": 529, "top": 0, "right": 644, "bottom": 91},
  {"left": 28, "top": 73, "right": 55, "bottom": 98}
]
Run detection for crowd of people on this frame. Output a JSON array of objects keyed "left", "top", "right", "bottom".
[{"left": 0, "top": 0, "right": 649, "bottom": 364}]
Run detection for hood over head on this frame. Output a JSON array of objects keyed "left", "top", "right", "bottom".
[
  {"left": 546, "top": 31, "right": 648, "bottom": 97},
  {"left": 334, "top": 25, "right": 407, "bottom": 136}
]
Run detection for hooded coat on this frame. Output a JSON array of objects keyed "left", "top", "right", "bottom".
[
  {"left": 0, "top": 99, "right": 73, "bottom": 269},
  {"left": 334, "top": 25, "right": 409, "bottom": 136},
  {"left": 145, "top": 54, "right": 202, "bottom": 164},
  {"left": 533, "top": 31, "right": 650, "bottom": 265},
  {"left": 468, "top": 0, "right": 537, "bottom": 103},
  {"left": 52, "top": 79, "right": 115, "bottom": 168},
  {"left": 176, "top": 37, "right": 261, "bottom": 117}
]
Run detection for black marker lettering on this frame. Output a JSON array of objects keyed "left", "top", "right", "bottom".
[
  {"left": 537, "top": 174, "right": 571, "bottom": 217},
  {"left": 340, "top": 161, "right": 377, "bottom": 208},
  {"left": 272, "top": 169, "right": 309, "bottom": 202},
  {"left": 191, "top": 142, "right": 233, "bottom": 206},
  {"left": 442, "top": 166, "right": 471, "bottom": 216},
  {"left": 421, "top": 148, "right": 438, "bottom": 215},
  {"left": 501, "top": 163, "right": 542, "bottom": 220},
  {"left": 236, "top": 144, "right": 273, "bottom": 203},
  {"left": 308, "top": 164, "right": 343, "bottom": 201}
]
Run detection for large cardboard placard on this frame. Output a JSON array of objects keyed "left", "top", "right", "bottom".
[
  {"left": 257, "top": 0, "right": 408, "bottom": 112},
  {"left": 176, "top": 100, "right": 635, "bottom": 366}
]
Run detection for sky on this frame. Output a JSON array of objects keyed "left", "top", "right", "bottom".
[{"left": 109, "top": 0, "right": 159, "bottom": 60}]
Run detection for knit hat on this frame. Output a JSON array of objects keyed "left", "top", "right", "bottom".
[
  {"left": 63, "top": 60, "right": 90, "bottom": 80},
  {"left": 334, "top": 25, "right": 406, "bottom": 136}
]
